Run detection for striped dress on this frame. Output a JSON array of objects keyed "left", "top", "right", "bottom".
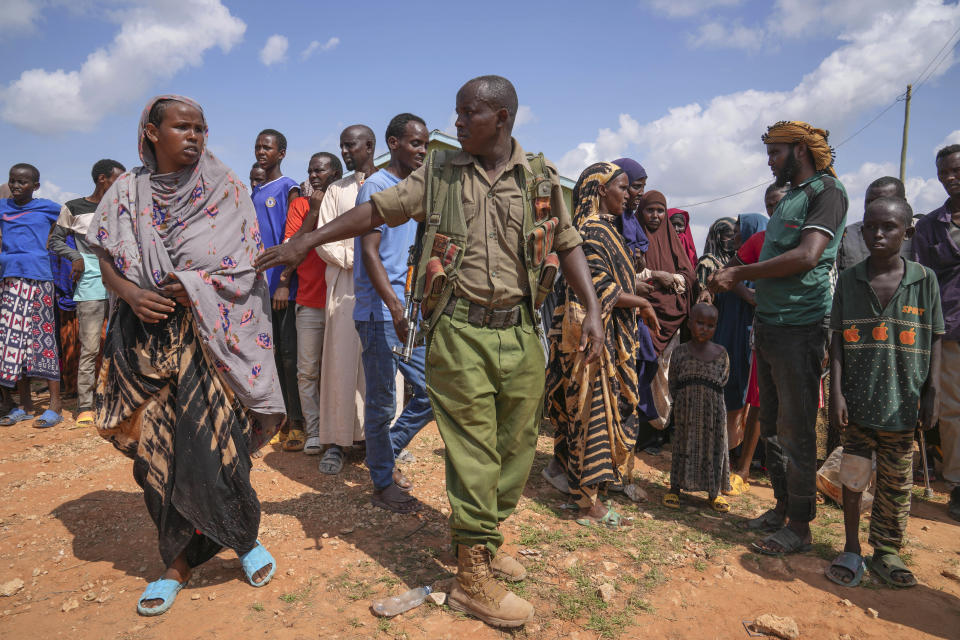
[{"left": 546, "top": 214, "right": 640, "bottom": 506}]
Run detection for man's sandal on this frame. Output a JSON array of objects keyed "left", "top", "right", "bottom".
[
  {"left": 868, "top": 550, "right": 918, "bottom": 588},
  {"left": 34, "top": 410, "right": 63, "bottom": 428},
  {"left": 240, "top": 541, "right": 276, "bottom": 587},
  {"left": 136, "top": 578, "right": 186, "bottom": 616},
  {"left": 711, "top": 496, "right": 730, "bottom": 513},
  {"left": 371, "top": 483, "right": 421, "bottom": 514},
  {"left": 0, "top": 408, "right": 33, "bottom": 426},
  {"left": 318, "top": 446, "right": 345, "bottom": 475},
  {"left": 740, "top": 509, "right": 784, "bottom": 532},
  {"left": 751, "top": 526, "right": 812, "bottom": 556},
  {"left": 392, "top": 468, "right": 413, "bottom": 492},
  {"left": 282, "top": 429, "right": 306, "bottom": 452},
  {"left": 75, "top": 410, "right": 95, "bottom": 427},
  {"left": 825, "top": 551, "right": 866, "bottom": 587},
  {"left": 663, "top": 493, "right": 681, "bottom": 509}
]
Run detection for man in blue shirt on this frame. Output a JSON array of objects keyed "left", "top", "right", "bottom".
[
  {"left": 354, "top": 114, "right": 433, "bottom": 513},
  {"left": 251, "top": 129, "right": 304, "bottom": 448}
]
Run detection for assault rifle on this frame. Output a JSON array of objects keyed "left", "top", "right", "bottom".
[{"left": 392, "top": 220, "right": 426, "bottom": 362}]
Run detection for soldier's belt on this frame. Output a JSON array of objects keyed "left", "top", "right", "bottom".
[{"left": 442, "top": 296, "right": 523, "bottom": 330}]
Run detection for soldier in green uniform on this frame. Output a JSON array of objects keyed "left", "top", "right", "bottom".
[{"left": 255, "top": 75, "right": 603, "bottom": 628}]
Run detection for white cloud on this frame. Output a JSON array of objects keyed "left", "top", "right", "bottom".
[
  {"left": 259, "top": 34, "right": 288, "bottom": 66},
  {"left": 515, "top": 105, "right": 537, "bottom": 127},
  {"left": 688, "top": 20, "right": 763, "bottom": 50},
  {"left": 939, "top": 129, "right": 960, "bottom": 150},
  {"left": 559, "top": 0, "right": 960, "bottom": 234},
  {"left": 301, "top": 36, "right": 340, "bottom": 60},
  {"left": 0, "top": 0, "right": 42, "bottom": 33},
  {"left": 645, "top": 0, "right": 742, "bottom": 18},
  {"left": 36, "top": 180, "right": 81, "bottom": 204},
  {"left": 443, "top": 110, "right": 457, "bottom": 136},
  {"left": 682, "top": 0, "right": 911, "bottom": 51},
  {"left": 0, "top": 0, "right": 245, "bottom": 134}
]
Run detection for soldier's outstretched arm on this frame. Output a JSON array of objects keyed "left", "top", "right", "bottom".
[
  {"left": 557, "top": 246, "right": 604, "bottom": 363},
  {"left": 254, "top": 201, "right": 382, "bottom": 279}
]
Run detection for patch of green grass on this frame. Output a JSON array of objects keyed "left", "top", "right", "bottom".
[
  {"left": 585, "top": 609, "right": 631, "bottom": 638},
  {"left": 518, "top": 523, "right": 567, "bottom": 548},
  {"left": 250, "top": 601, "right": 264, "bottom": 612},
  {"left": 278, "top": 579, "right": 316, "bottom": 605},
  {"left": 327, "top": 571, "right": 374, "bottom": 601},
  {"left": 693, "top": 559, "right": 707, "bottom": 572},
  {"left": 626, "top": 592, "right": 655, "bottom": 614},
  {"left": 377, "top": 618, "right": 392, "bottom": 634},
  {"left": 349, "top": 617, "right": 362, "bottom": 628}
]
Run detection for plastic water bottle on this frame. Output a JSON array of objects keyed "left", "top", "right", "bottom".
[{"left": 371, "top": 586, "right": 432, "bottom": 617}]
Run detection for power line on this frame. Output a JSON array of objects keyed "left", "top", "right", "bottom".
[
  {"left": 678, "top": 23, "right": 960, "bottom": 210},
  {"left": 673, "top": 181, "right": 768, "bottom": 210}
]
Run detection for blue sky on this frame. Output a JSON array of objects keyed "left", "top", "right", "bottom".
[{"left": 1, "top": 0, "right": 958, "bottom": 248}]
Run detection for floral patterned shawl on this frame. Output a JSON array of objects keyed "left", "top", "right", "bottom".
[{"left": 87, "top": 95, "right": 283, "bottom": 415}]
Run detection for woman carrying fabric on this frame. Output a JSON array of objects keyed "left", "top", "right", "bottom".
[
  {"left": 546, "top": 162, "right": 659, "bottom": 524},
  {"left": 637, "top": 191, "right": 695, "bottom": 430},
  {"left": 695, "top": 215, "right": 767, "bottom": 493},
  {"left": 87, "top": 96, "right": 284, "bottom": 616}
]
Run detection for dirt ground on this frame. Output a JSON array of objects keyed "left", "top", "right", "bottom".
[{"left": 1, "top": 390, "right": 959, "bottom": 640}]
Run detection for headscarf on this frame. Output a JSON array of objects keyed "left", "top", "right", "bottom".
[
  {"left": 761, "top": 120, "right": 837, "bottom": 177},
  {"left": 638, "top": 191, "right": 694, "bottom": 353},
  {"left": 737, "top": 212, "right": 768, "bottom": 246},
  {"left": 702, "top": 217, "right": 737, "bottom": 265},
  {"left": 695, "top": 216, "right": 736, "bottom": 290},
  {"left": 667, "top": 208, "right": 697, "bottom": 267},
  {"left": 611, "top": 158, "right": 647, "bottom": 183},
  {"left": 572, "top": 161, "right": 623, "bottom": 227},
  {"left": 612, "top": 158, "right": 649, "bottom": 254},
  {"left": 87, "top": 95, "right": 284, "bottom": 415}
]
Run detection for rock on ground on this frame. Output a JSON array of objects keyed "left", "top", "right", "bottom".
[
  {"left": 750, "top": 613, "right": 800, "bottom": 640},
  {"left": 0, "top": 578, "right": 24, "bottom": 597}
]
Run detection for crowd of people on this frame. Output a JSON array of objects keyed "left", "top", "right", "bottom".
[{"left": 1, "top": 74, "right": 958, "bottom": 629}]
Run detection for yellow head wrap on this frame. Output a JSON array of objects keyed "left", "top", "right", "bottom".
[{"left": 761, "top": 120, "right": 837, "bottom": 177}]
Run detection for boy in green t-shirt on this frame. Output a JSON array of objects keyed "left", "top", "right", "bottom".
[{"left": 827, "top": 197, "right": 943, "bottom": 589}]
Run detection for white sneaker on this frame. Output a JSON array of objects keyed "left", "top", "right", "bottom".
[{"left": 396, "top": 449, "right": 416, "bottom": 464}]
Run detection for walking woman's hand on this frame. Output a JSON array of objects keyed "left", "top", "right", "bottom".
[
  {"left": 579, "top": 305, "right": 604, "bottom": 362},
  {"left": 159, "top": 274, "right": 191, "bottom": 307},
  {"left": 635, "top": 298, "right": 661, "bottom": 336},
  {"left": 126, "top": 285, "right": 176, "bottom": 323}
]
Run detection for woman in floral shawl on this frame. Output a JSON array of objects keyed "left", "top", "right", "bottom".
[
  {"left": 546, "top": 162, "right": 659, "bottom": 524},
  {"left": 87, "top": 95, "right": 284, "bottom": 617}
]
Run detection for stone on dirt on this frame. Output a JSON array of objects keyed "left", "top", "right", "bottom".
[
  {"left": 61, "top": 598, "right": 79, "bottom": 613},
  {"left": 597, "top": 583, "right": 616, "bottom": 603},
  {"left": 867, "top": 607, "right": 879, "bottom": 619},
  {"left": 427, "top": 591, "right": 446, "bottom": 605},
  {"left": 749, "top": 613, "right": 800, "bottom": 640},
  {"left": 0, "top": 578, "right": 24, "bottom": 597}
]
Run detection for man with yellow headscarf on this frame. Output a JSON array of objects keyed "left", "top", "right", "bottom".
[{"left": 711, "top": 120, "right": 848, "bottom": 555}]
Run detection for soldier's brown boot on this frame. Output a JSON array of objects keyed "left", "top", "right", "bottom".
[
  {"left": 490, "top": 550, "right": 527, "bottom": 582},
  {"left": 448, "top": 544, "right": 534, "bottom": 628}
]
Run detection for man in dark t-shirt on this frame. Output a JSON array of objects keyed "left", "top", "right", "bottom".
[{"left": 712, "top": 121, "right": 848, "bottom": 555}]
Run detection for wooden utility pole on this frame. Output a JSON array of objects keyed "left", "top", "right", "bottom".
[{"left": 899, "top": 84, "right": 912, "bottom": 183}]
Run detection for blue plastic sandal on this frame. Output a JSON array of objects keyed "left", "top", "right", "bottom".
[
  {"left": 34, "top": 409, "right": 62, "bottom": 429},
  {"left": 136, "top": 578, "right": 185, "bottom": 616},
  {"left": 240, "top": 541, "right": 276, "bottom": 587},
  {"left": 0, "top": 408, "right": 33, "bottom": 426}
]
